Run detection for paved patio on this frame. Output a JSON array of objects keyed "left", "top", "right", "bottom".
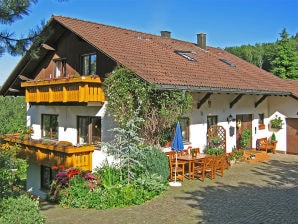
[{"left": 40, "top": 154, "right": 298, "bottom": 224}]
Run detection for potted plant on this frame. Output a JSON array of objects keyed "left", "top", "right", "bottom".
[
  {"left": 228, "top": 152, "right": 236, "bottom": 165},
  {"left": 271, "top": 133, "right": 277, "bottom": 143},
  {"left": 270, "top": 116, "right": 284, "bottom": 129},
  {"left": 239, "top": 128, "right": 251, "bottom": 150},
  {"left": 204, "top": 146, "right": 224, "bottom": 155},
  {"left": 209, "top": 136, "right": 222, "bottom": 145},
  {"left": 190, "top": 149, "right": 196, "bottom": 158}
]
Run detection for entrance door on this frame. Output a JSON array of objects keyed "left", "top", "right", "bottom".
[
  {"left": 286, "top": 118, "right": 298, "bottom": 154},
  {"left": 236, "top": 114, "right": 252, "bottom": 149}
]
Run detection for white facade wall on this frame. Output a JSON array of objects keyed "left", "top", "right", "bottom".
[
  {"left": 24, "top": 93, "right": 296, "bottom": 198},
  {"left": 26, "top": 102, "right": 114, "bottom": 170},
  {"left": 189, "top": 93, "right": 293, "bottom": 154},
  {"left": 26, "top": 163, "right": 47, "bottom": 199}
]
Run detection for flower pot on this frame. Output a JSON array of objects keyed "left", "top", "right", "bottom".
[{"left": 230, "top": 160, "right": 236, "bottom": 166}]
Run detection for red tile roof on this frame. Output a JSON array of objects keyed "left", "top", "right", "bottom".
[
  {"left": 52, "top": 16, "right": 295, "bottom": 96},
  {"left": 1, "top": 15, "right": 297, "bottom": 98}
]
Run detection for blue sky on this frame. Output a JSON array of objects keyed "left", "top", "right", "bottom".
[{"left": 0, "top": 0, "right": 297, "bottom": 85}]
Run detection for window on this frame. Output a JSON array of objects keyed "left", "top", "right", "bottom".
[
  {"left": 81, "top": 53, "right": 97, "bottom": 75},
  {"left": 179, "top": 117, "right": 190, "bottom": 142},
  {"left": 258, "top": 113, "right": 264, "bottom": 125},
  {"left": 77, "top": 116, "right": 101, "bottom": 145},
  {"left": 41, "top": 114, "right": 58, "bottom": 139},
  {"left": 219, "top": 58, "right": 236, "bottom": 67},
  {"left": 207, "top": 115, "right": 218, "bottom": 130},
  {"left": 41, "top": 165, "right": 56, "bottom": 190},
  {"left": 53, "top": 58, "right": 66, "bottom": 78},
  {"left": 174, "top": 50, "right": 197, "bottom": 62},
  {"left": 258, "top": 113, "right": 265, "bottom": 129}
]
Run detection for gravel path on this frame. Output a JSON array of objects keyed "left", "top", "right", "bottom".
[{"left": 40, "top": 154, "right": 298, "bottom": 224}]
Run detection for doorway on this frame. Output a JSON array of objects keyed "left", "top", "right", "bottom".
[
  {"left": 286, "top": 118, "right": 298, "bottom": 154},
  {"left": 236, "top": 114, "right": 252, "bottom": 149}
]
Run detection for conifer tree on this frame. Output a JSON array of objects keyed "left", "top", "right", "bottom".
[
  {"left": 0, "top": 0, "right": 40, "bottom": 57},
  {"left": 270, "top": 29, "right": 298, "bottom": 79}
]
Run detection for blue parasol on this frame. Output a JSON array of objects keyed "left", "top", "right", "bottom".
[
  {"left": 171, "top": 122, "right": 184, "bottom": 151},
  {"left": 170, "top": 122, "right": 184, "bottom": 186}
]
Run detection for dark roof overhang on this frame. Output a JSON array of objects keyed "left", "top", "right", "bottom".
[
  {"left": 155, "top": 84, "right": 292, "bottom": 96},
  {"left": 0, "top": 18, "right": 65, "bottom": 96}
]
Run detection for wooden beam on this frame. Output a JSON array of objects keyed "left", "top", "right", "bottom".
[
  {"left": 197, "top": 92, "right": 212, "bottom": 109},
  {"left": 230, "top": 94, "right": 243, "bottom": 108},
  {"left": 41, "top": 43, "right": 55, "bottom": 51},
  {"left": 18, "top": 75, "right": 32, "bottom": 81},
  {"left": 255, "top": 95, "right": 268, "bottom": 108}
]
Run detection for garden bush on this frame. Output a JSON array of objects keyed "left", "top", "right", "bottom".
[
  {"left": 0, "top": 194, "right": 45, "bottom": 224},
  {"left": 132, "top": 147, "right": 170, "bottom": 181},
  {"left": 49, "top": 164, "right": 168, "bottom": 209}
]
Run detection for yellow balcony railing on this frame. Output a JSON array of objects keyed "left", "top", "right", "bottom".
[
  {"left": 0, "top": 134, "right": 94, "bottom": 171},
  {"left": 21, "top": 76, "right": 105, "bottom": 103}
]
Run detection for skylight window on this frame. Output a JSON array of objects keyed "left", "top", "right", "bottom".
[
  {"left": 219, "top": 58, "right": 236, "bottom": 67},
  {"left": 174, "top": 50, "right": 197, "bottom": 62}
]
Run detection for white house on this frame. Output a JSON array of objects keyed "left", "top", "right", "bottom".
[{"left": 1, "top": 16, "right": 297, "bottom": 198}]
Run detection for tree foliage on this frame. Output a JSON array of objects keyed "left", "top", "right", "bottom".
[
  {"left": 0, "top": 143, "right": 28, "bottom": 198},
  {"left": 104, "top": 67, "right": 192, "bottom": 145},
  {"left": 0, "top": 0, "right": 64, "bottom": 57},
  {"left": 270, "top": 29, "right": 298, "bottom": 79},
  {"left": 225, "top": 29, "right": 298, "bottom": 80},
  {"left": 0, "top": 0, "right": 40, "bottom": 56},
  {"left": 0, "top": 96, "right": 26, "bottom": 134},
  {"left": 100, "top": 115, "right": 149, "bottom": 184}
]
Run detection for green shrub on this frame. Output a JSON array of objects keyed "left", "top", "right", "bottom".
[
  {"left": 134, "top": 148, "right": 170, "bottom": 181},
  {"left": 204, "top": 146, "right": 224, "bottom": 155},
  {"left": 0, "top": 195, "right": 45, "bottom": 224},
  {"left": 95, "top": 162, "right": 122, "bottom": 188},
  {"left": 0, "top": 143, "right": 28, "bottom": 198},
  {"left": 239, "top": 129, "right": 251, "bottom": 149},
  {"left": 53, "top": 163, "right": 168, "bottom": 209}
]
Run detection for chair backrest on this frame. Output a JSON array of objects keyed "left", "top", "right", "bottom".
[
  {"left": 165, "top": 151, "right": 176, "bottom": 160},
  {"left": 214, "top": 154, "right": 225, "bottom": 168},
  {"left": 256, "top": 138, "right": 268, "bottom": 150},
  {"left": 205, "top": 155, "right": 215, "bottom": 169},
  {"left": 193, "top": 148, "right": 200, "bottom": 153}
]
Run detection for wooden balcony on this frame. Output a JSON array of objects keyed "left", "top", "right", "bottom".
[
  {"left": 21, "top": 75, "right": 105, "bottom": 104},
  {"left": 0, "top": 134, "right": 94, "bottom": 171}
]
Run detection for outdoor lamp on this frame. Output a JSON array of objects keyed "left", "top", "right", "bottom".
[{"left": 227, "top": 114, "right": 234, "bottom": 123}]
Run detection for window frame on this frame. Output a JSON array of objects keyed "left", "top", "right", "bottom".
[
  {"left": 41, "top": 114, "right": 58, "bottom": 140},
  {"left": 53, "top": 58, "right": 66, "bottom": 78},
  {"left": 40, "top": 165, "right": 56, "bottom": 190},
  {"left": 81, "top": 53, "right": 97, "bottom": 75},
  {"left": 77, "top": 116, "right": 101, "bottom": 145},
  {"left": 207, "top": 115, "right": 218, "bottom": 130},
  {"left": 179, "top": 117, "right": 190, "bottom": 142}
]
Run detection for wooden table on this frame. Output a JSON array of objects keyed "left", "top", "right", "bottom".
[{"left": 177, "top": 154, "right": 206, "bottom": 179}]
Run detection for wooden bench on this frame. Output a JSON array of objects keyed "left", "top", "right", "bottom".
[{"left": 256, "top": 138, "right": 277, "bottom": 154}]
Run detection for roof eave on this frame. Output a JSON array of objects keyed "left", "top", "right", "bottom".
[{"left": 155, "top": 84, "right": 292, "bottom": 96}]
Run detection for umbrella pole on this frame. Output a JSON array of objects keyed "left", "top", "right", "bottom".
[
  {"left": 169, "top": 150, "right": 182, "bottom": 187},
  {"left": 174, "top": 151, "right": 177, "bottom": 182}
]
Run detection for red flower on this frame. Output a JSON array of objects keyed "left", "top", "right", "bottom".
[
  {"left": 59, "top": 165, "right": 65, "bottom": 170},
  {"left": 52, "top": 166, "right": 58, "bottom": 170}
]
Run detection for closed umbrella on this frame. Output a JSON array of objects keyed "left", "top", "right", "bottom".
[{"left": 169, "top": 122, "right": 184, "bottom": 187}]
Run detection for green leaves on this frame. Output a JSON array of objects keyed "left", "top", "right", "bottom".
[
  {"left": 0, "top": 96, "right": 26, "bottom": 134},
  {"left": 225, "top": 29, "right": 298, "bottom": 80},
  {"left": 271, "top": 29, "right": 298, "bottom": 79},
  {"left": 104, "top": 68, "right": 192, "bottom": 145}
]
